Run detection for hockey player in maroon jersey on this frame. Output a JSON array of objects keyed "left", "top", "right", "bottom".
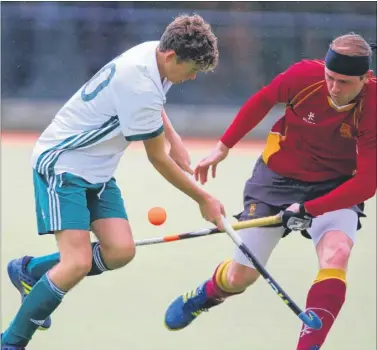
[{"left": 164, "top": 33, "right": 376, "bottom": 350}]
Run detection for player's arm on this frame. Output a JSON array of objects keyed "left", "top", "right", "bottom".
[
  {"left": 111, "top": 75, "right": 225, "bottom": 227},
  {"left": 195, "top": 64, "right": 298, "bottom": 184},
  {"left": 304, "top": 112, "right": 377, "bottom": 217},
  {"left": 220, "top": 64, "right": 296, "bottom": 149},
  {"left": 144, "top": 132, "right": 225, "bottom": 228},
  {"left": 162, "top": 108, "right": 179, "bottom": 144},
  {"left": 162, "top": 108, "right": 193, "bottom": 174},
  {"left": 144, "top": 132, "right": 207, "bottom": 201}
]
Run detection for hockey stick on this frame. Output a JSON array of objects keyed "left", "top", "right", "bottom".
[
  {"left": 134, "top": 214, "right": 282, "bottom": 247},
  {"left": 221, "top": 215, "right": 322, "bottom": 330}
]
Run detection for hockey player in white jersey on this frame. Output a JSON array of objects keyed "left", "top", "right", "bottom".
[{"left": 1, "top": 14, "right": 224, "bottom": 349}]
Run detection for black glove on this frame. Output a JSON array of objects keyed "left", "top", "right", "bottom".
[{"left": 281, "top": 203, "right": 313, "bottom": 231}]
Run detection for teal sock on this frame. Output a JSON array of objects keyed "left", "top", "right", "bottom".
[
  {"left": 26, "top": 242, "right": 109, "bottom": 280},
  {"left": 2, "top": 274, "right": 64, "bottom": 346},
  {"left": 26, "top": 252, "right": 60, "bottom": 280}
]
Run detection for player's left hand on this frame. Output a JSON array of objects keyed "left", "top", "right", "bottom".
[
  {"left": 169, "top": 137, "right": 194, "bottom": 175},
  {"left": 281, "top": 203, "right": 313, "bottom": 231}
]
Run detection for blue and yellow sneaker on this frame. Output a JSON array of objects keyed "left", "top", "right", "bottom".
[
  {"left": 164, "top": 281, "right": 223, "bottom": 330},
  {"left": 7, "top": 256, "right": 51, "bottom": 331}
]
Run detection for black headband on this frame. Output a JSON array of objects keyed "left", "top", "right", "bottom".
[{"left": 325, "top": 48, "right": 371, "bottom": 76}]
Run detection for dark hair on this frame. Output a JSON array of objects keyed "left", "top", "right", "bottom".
[{"left": 159, "top": 14, "right": 219, "bottom": 72}]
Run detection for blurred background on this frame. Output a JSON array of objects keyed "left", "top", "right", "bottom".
[{"left": 1, "top": 1, "right": 377, "bottom": 138}]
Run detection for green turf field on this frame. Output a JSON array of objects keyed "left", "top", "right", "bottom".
[{"left": 1, "top": 141, "right": 376, "bottom": 350}]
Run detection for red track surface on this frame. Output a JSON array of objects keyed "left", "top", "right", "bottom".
[{"left": 1, "top": 132, "right": 265, "bottom": 151}]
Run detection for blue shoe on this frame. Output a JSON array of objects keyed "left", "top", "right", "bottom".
[
  {"left": 1, "top": 345, "right": 25, "bottom": 350},
  {"left": 7, "top": 257, "right": 51, "bottom": 331},
  {"left": 164, "top": 281, "right": 223, "bottom": 330},
  {"left": 1, "top": 334, "right": 26, "bottom": 350}
]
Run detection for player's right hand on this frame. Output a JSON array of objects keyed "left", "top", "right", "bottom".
[
  {"left": 194, "top": 141, "right": 230, "bottom": 184},
  {"left": 198, "top": 195, "right": 226, "bottom": 230}
]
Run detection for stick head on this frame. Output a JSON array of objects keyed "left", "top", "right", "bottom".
[{"left": 299, "top": 310, "right": 323, "bottom": 330}]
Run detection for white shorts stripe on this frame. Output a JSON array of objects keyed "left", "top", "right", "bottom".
[
  {"left": 47, "top": 175, "right": 61, "bottom": 232},
  {"left": 47, "top": 176, "right": 54, "bottom": 231},
  {"left": 54, "top": 175, "right": 61, "bottom": 230}
]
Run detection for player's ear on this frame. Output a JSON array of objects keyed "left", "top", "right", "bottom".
[
  {"left": 361, "top": 70, "right": 373, "bottom": 82},
  {"left": 164, "top": 50, "right": 177, "bottom": 64}
]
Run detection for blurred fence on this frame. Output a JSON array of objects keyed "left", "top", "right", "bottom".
[{"left": 1, "top": 2, "right": 376, "bottom": 138}]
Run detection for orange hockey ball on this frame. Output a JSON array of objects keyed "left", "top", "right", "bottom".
[{"left": 148, "top": 207, "right": 167, "bottom": 226}]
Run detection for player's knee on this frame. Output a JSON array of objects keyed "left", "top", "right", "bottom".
[
  {"left": 227, "top": 263, "right": 260, "bottom": 289},
  {"left": 103, "top": 241, "right": 136, "bottom": 269},
  {"left": 321, "top": 242, "right": 351, "bottom": 268},
  {"left": 61, "top": 253, "right": 93, "bottom": 280},
  {"left": 318, "top": 231, "right": 353, "bottom": 269}
]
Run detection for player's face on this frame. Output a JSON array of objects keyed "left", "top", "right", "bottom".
[
  {"left": 325, "top": 68, "right": 368, "bottom": 106},
  {"left": 164, "top": 52, "right": 199, "bottom": 84}
]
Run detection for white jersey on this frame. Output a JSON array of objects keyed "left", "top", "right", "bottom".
[{"left": 31, "top": 41, "right": 172, "bottom": 184}]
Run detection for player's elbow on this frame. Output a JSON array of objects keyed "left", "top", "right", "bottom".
[
  {"left": 147, "top": 150, "right": 169, "bottom": 170},
  {"left": 146, "top": 149, "right": 166, "bottom": 164}
]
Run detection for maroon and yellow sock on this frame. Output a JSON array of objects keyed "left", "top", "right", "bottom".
[
  {"left": 205, "top": 260, "right": 246, "bottom": 299},
  {"left": 297, "top": 268, "right": 347, "bottom": 350}
]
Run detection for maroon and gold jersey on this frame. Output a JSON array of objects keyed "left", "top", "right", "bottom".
[{"left": 221, "top": 59, "right": 376, "bottom": 216}]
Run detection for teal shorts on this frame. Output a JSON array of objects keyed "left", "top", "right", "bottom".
[{"left": 33, "top": 170, "right": 128, "bottom": 235}]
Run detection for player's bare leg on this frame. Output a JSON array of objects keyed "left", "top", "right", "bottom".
[
  {"left": 297, "top": 209, "right": 356, "bottom": 350},
  {"left": 164, "top": 227, "right": 283, "bottom": 330},
  {"left": 49, "top": 230, "right": 94, "bottom": 289},
  {"left": 5, "top": 217, "right": 135, "bottom": 340},
  {"left": 2, "top": 230, "right": 92, "bottom": 348},
  {"left": 90, "top": 218, "right": 136, "bottom": 270},
  {"left": 224, "top": 262, "right": 260, "bottom": 290}
]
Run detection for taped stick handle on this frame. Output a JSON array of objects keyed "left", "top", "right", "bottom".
[
  {"left": 231, "top": 214, "right": 282, "bottom": 230},
  {"left": 134, "top": 213, "right": 282, "bottom": 247}
]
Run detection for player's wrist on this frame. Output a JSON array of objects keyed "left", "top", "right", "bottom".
[
  {"left": 195, "top": 191, "right": 213, "bottom": 205},
  {"left": 217, "top": 141, "right": 230, "bottom": 154},
  {"left": 219, "top": 137, "right": 233, "bottom": 150},
  {"left": 301, "top": 203, "right": 313, "bottom": 217},
  {"left": 299, "top": 203, "right": 307, "bottom": 215}
]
